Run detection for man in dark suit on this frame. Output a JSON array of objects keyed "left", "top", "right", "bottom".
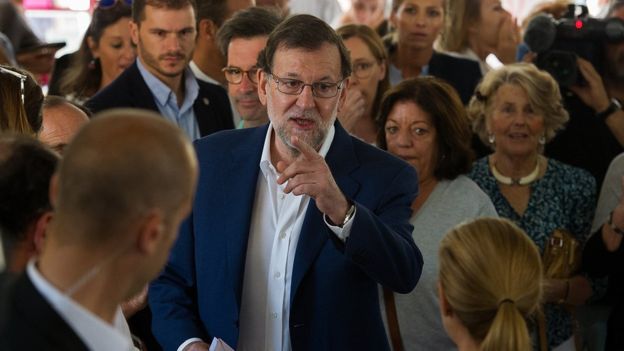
[
  {"left": 0, "top": 109, "right": 199, "bottom": 350},
  {"left": 86, "top": 0, "right": 233, "bottom": 139},
  {"left": 150, "top": 15, "right": 423, "bottom": 351}
]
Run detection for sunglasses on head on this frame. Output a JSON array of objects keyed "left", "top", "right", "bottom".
[
  {"left": 0, "top": 66, "right": 27, "bottom": 104},
  {"left": 98, "top": 0, "right": 132, "bottom": 9}
]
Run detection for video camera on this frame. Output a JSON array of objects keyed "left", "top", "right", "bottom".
[{"left": 524, "top": 4, "right": 624, "bottom": 87}]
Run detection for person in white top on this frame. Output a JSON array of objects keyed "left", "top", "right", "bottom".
[{"left": 0, "top": 109, "right": 199, "bottom": 351}]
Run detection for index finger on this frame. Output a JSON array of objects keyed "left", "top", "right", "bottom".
[{"left": 291, "top": 135, "right": 320, "bottom": 160}]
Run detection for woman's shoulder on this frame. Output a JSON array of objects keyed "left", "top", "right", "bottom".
[
  {"left": 438, "top": 176, "right": 498, "bottom": 216},
  {"left": 547, "top": 158, "right": 595, "bottom": 186}
]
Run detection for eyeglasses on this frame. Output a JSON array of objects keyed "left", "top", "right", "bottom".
[
  {"left": 222, "top": 66, "right": 259, "bottom": 85},
  {"left": 269, "top": 73, "right": 345, "bottom": 98},
  {"left": 98, "top": 0, "right": 132, "bottom": 9},
  {"left": 351, "top": 60, "right": 378, "bottom": 80},
  {"left": 0, "top": 66, "right": 27, "bottom": 104}
]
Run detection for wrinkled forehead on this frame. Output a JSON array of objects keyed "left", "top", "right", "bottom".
[{"left": 270, "top": 43, "right": 343, "bottom": 80}]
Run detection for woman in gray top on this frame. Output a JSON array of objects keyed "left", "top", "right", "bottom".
[{"left": 377, "top": 76, "right": 497, "bottom": 350}]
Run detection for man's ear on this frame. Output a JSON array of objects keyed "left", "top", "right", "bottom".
[
  {"left": 136, "top": 210, "right": 165, "bottom": 255},
  {"left": 32, "top": 211, "right": 52, "bottom": 254},
  {"left": 198, "top": 19, "right": 218, "bottom": 40},
  {"left": 258, "top": 69, "right": 269, "bottom": 106},
  {"left": 49, "top": 173, "right": 59, "bottom": 209},
  {"left": 337, "top": 77, "right": 350, "bottom": 112},
  {"left": 130, "top": 21, "right": 140, "bottom": 46}
]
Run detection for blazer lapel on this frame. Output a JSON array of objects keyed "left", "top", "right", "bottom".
[
  {"left": 290, "top": 123, "right": 361, "bottom": 302},
  {"left": 223, "top": 126, "right": 267, "bottom": 308},
  {"left": 128, "top": 62, "right": 161, "bottom": 112}
]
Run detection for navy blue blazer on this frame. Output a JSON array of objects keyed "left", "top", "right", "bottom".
[
  {"left": 0, "top": 273, "right": 89, "bottom": 351},
  {"left": 86, "top": 61, "right": 234, "bottom": 136},
  {"left": 149, "top": 123, "right": 423, "bottom": 351},
  {"left": 427, "top": 51, "right": 482, "bottom": 105}
]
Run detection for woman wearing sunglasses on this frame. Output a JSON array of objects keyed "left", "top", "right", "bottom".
[{"left": 55, "top": 0, "right": 135, "bottom": 104}]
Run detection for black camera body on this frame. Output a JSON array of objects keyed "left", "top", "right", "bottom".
[{"left": 524, "top": 4, "right": 624, "bottom": 87}]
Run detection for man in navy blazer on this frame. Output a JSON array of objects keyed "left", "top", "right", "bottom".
[
  {"left": 150, "top": 15, "right": 423, "bottom": 351},
  {"left": 86, "top": 0, "right": 233, "bottom": 139}
]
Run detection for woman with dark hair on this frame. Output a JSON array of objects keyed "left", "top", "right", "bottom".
[
  {"left": 377, "top": 76, "right": 497, "bottom": 350},
  {"left": 337, "top": 24, "right": 389, "bottom": 144},
  {"left": 57, "top": 1, "right": 135, "bottom": 103}
]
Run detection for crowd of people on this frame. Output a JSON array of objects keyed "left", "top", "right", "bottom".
[{"left": 1, "top": 0, "right": 624, "bottom": 350}]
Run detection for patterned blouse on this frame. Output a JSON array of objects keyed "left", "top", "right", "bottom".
[{"left": 469, "top": 157, "right": 597, "bottom": 349}]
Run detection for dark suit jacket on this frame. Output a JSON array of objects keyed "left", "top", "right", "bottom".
[
  {"left": 0, "top": 273, "right": 89, "bottom": 351},
  {"left": 383, "top": 38, "right": 482, "bottom": 105},
  {"left": 149, "top": 123, "right": 423, "bottom": 351},
  {"left": 86, "top": 61, "right": 234, "bottom": 136},
  {"left": 427, "top": 51, "right": 483, "bottom": 105}
]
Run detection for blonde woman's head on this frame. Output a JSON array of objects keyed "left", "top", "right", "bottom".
[{"left": 438, "top": 217, "right": 543, "bottom": 351}]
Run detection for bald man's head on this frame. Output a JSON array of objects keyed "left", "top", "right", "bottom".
[
  {"left": 52, "top": 109, "right": 198, "bottom": 247},
  {"left": 40, "top": 96, "right": 90, "bottom": 155}
]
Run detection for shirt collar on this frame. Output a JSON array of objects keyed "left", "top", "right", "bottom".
[
  {"left": 259, "top": 122, "right": 335, "bottom": 178},
  {"left": 136, "top": 57, "right": 199, "bottom": 111},
  {"left": 26, "top": 260, "right": 135, "bottom": 351},
  {"left": 189, "top": 60, "right": 223, "bottom": 86}
]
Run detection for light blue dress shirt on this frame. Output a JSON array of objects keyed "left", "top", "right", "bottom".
[{"left": 136, "top": 58, "right": 201, "bottom": 140}]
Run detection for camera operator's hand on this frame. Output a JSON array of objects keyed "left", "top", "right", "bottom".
[
  {"left": 494, "top": 15, "right": 520, "bottom": 64},
  {"left": 569, "top": 58, "right": 611, "bottom": 113},
  {"left": 571, "top": 57, "right": 624, "bottom": 147}
]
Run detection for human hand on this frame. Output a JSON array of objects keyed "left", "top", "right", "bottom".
[
  {"left": 603, "top": 176, "right": 624, "bottom": 251},
  {"left": 276, "top": 136, "right": 349, "bottom": 225},
  {"left": 544, "top": 276, "right": 591, "bottom": 305},
  {"left": 338, "top": 88, "right": 366, "bottom": 133},
  {"left": 121, "top": 285, "right": 148, "bottom": 318},
  {"left": 495, "top": 14, "right": 520, "bottom": 64},
  {"left": 569, "top": 58, "right": 611, "bottom": 113}
]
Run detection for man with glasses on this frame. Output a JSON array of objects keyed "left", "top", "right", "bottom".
[
  {"left": 86, "top": 0, "right": 234, "bottom": 140},
  {"left": 150, "top": 14, "right": 423, "bottom": 351},
  {"left": 216, "top": 6, "right": 281, "bottom": 129}
]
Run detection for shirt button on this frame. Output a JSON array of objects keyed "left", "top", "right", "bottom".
[
  {"left": 279, "top": 193, "right": 285, "bottom": 200},
  {"left": 279, "top": 232, "right": 286, "bottom": 240},
  {"left": 275, "top": 271, "right": 281, "bottom": 279},
  {"left": 272, "top": 312, "right": 278, "bottom": 319}
]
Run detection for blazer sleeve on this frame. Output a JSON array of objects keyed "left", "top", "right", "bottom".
[
  {"left": 343, "top": 164, "right": 423, "bottom": 294},
  {"left": 149, "top": 211, "right": 211, "bottom": 350}
]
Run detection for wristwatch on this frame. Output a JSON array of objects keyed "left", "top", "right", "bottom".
[
  {"left": 342, "top": 203, "right": 356, "bottom": 227},
  {"left": 608, "top": 210, "right": 624, "bottom": 235},
  {"left": 596, "top": 98, "right": 622, "bottom": 122}
]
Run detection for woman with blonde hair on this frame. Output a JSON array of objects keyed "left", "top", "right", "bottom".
[
  {"left": 438, "top": 0, "right": 519, "bottom": 73},
  {"left": 438, "top": 217, "right": 543, "bottom": 351},
  {"left": 468, "top": 63, "right": 597, "bottom": 349}
]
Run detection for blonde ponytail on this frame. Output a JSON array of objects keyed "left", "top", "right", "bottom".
[{"left": 439, "top": 218, "right": 542, "bottom": 351}]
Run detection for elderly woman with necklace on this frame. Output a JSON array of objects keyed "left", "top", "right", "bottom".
[{"left": 468, "top": 63, "right": 597, "bottom": 350}]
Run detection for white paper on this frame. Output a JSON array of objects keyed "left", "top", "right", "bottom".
[{"left": 208, "top": 337, "right": 235, "bottom": 351}]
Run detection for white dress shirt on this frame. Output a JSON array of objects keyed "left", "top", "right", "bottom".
[
  {"left": 26, "top": 260, "right": 136, "bottom": 351},
  {"left": 178, "top": 124, "right": 355, "bottom": 351}
]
